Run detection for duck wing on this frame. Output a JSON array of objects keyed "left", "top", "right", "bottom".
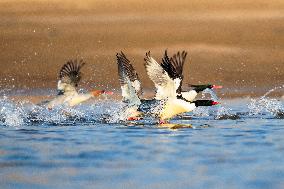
[
  {"left": 116, "top": 52, "right": 141, "bottom": 106},
  {"left": 161, "top": 50, "right": 187, "bottom": 95},
  {"left": 144, "top": 51, "right": 176, "bottom": 99},
  {"left": 57, "top": 59, "right": 85, "bottom": 95}
]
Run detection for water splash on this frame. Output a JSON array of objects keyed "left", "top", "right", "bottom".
[
  {"left": 192, "top": 107, "right": 210, "bottom": 117},
  {"left": 97, "top": 100, "right": 127, "bottom": 123},
  {"left": 248, "top": 97, "right": 283, "bottom": 117},
  {"left": 202, "top": 88, "right": 219, "bottom": 101},
  {"left": 248, "top": 85, "right": 284, "bottom": 117},
  {"left": 262, "top": 85, "right": 284, "bottom": 98},
  {"left": 1, "top": 85, "right": 283, "bottom": 127},
  {"left": 0, "top": 96, "right": 126, "bottom": 127},
  {"left": 215, "top": 105, "right": 240, "bottom": 120},
  {"left": 201, "top": 89, "right": 238, "bottom": 120},
  {"left": 0, "top": 97, "right": 25, "bottom": 127}
]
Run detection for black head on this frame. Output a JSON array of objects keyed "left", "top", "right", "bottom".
[
  {"left": 57, "top": 90, "right": 64, "bottom": 96},
  {"left": 189, "top": 84, "right": 212, "bottom": 93},
  {"left": 189, "top": 84, "right": 222, "bottom": 93},
  {"left": 193, "top": 100, "right": 219, "bottom": 107}
]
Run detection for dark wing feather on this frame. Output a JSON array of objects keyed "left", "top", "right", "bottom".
[
  {"left": 116, "top": 51, "right": 142, "bottom": 105},
  {"left": 116, "top": 53, "right": 128, "bottom": 86},
  {"left": 161, "top": 50, "right": 187, "bottom": 94},
  {"left": 161, "top": 50, "right": 187, "bottom": 80},
  {"left": 170, "top": 51, "right": 187, "bottom": 79},
  {"left": 116, "top": 51, "right": 140, "bottom": 84},
  {"left": 161, "top": 50, "right": 174, "bottom": 78},
  {"left": 59, "top": 59, "right": 85, "bottom": 87}
]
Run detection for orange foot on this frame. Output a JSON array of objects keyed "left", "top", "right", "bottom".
[
  {"left": 92, "top": 90, "right": 105, "bottom": 97},
  {"left": 92, "top": 90, "right": 114, "bottom": 97},
  {"left": 159, "top": 119, "right": 167, "bottom": 124},
  {"left": 104, "top": 91, "right": 114, "bottom": 95},
  {"left": 127, "top": 117, "right": 142, "bottom": 121}
]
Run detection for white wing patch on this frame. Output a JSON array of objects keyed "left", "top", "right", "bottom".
[
  {"left": 57, "top": 80, "right": 77, "bottom": 95},
  {"left": 181, "top": 90, "right": 198, "bottom": 102},
  {"left": 144, "top": 52, "right": 178, "bottom": 100}
]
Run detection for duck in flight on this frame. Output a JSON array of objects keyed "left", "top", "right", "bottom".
[
  {"left": 145, "top": 50, "right": 222, "bottom": 102},
  {"left": 43, "top": 59, "right": 112, "bottom": 109},
  {"left": 116, "top": 51, "right": 219, "bottom": 123}
]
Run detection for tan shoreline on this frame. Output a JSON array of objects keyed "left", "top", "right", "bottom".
[{"left": 0, "top": 0, "right": 284, "bottom": 93}]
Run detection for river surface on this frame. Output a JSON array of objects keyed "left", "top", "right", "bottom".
[{"left": 1, "top": 98, "right": 284, "bottom": 189}]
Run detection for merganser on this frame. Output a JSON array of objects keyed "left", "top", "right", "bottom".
[
  {"left": 43, "top": 59, "right": 112, "bottom": 109},
  {"left": 180, "top": 84, "right": 222, "bottom": 102},
  {"left": 116, "top": 51, "right": 219, "bottom": 123},
  {"left": 145, "top": 50, "right": 222, "bottom": 102},
  {"left": 144, "top": 51, "right": 219, "bottom": 121}
]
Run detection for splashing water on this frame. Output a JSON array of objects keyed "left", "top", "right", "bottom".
[
  {"left": 0, "top": 96, "right": 126, "bottom": 127},
  {"left": 262, "top": 85, "right": 284, "bottom": 98},
  {"left": 248, "top": 97, "right": 283, "bottom": 117},
  {"left": 201, "top": 89, "right": 238, "bottom": 119},
  {"left": 214, "top": 105, "right": 240, "bottom": 120},
  {"left": 248, "top": 85, "right": 284, "bottom": 117},
  {"left": 202, "top": 88, "right": 219, "bottom": 101},
  {"left": 1, "top": 85, "right": 283, "bottom": 127},
  {"left": 192, "top": 107, "right": 210, "bottom": 117},
  {"left": 0, "top": 97, "right": 25, "bottom": 127},
  {"left": 101, "top": 100, "right": 130, "bottom": 123}
]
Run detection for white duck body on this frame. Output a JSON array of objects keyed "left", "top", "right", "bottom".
[
  {"left": 181, "top": 90, "right": 198, "bottom": 102},
  {"left": 159, "top": 98, "right": 196, "bottom": 120},
  {"left": 46, "top": 91, "right": 93, "bottom": 109}
]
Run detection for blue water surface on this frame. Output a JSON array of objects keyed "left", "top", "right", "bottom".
[{"left": 1, "top": 99, "right": 284, "bottom": 189}]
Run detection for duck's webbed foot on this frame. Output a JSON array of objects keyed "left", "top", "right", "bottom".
[
  {"left": 158, "top": 119, "right": 168, "bottom": 124},
  {"left": 127, "top": 117, "right": 143, "bottom": 121}
]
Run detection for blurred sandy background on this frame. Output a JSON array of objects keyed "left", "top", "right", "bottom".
[{"left": 1, "top": 0, "right": 284, "bottom": 98}]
